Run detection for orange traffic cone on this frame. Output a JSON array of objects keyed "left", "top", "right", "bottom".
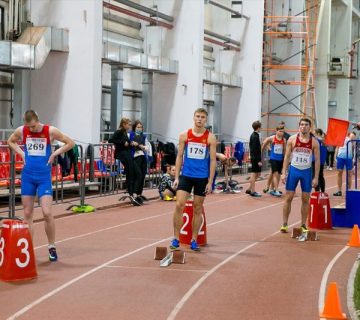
[
  {"left": 319, "top": 282, "right": 347, "bottom": 319},
  {"left": 347, "top": 224, "right": 360, "bottom": 247}
]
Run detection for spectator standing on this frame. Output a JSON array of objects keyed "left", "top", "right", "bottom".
[{"left": 245, "top": 121, "right": 263, "bottom": 197}]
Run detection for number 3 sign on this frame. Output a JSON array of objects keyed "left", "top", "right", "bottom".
[{"left": 0, "top": 220, "right": 37, "bottom": 282}]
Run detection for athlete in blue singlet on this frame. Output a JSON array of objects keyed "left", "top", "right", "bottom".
[
  {"left": 170, "top": 108, "right": 217, "bottom": 251},
  {"left": 261, "top": 126, "right": 286, "bottom": 197},
  {"left": 8, "top": 110, "right": 74, "bottom": 261},
  {"left": 280, "top": 118, "right": 320, "bottom": 234}
]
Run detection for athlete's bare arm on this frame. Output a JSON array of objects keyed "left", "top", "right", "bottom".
[
  {"left": 261, "top": 135, "right": 274, "bottom": 154},
  {"left": 312, "top": 137, "right": 320, "bottom": 187},
  {"left": 48, "top": 127, "right": 75, "bottom": 164},
  {"left": 281, "top": 135, "right": 295, "bottom": 184},
  {"left": 205, "top": 133, "right": 217, "bottom": 194},
  {"left": 7, "top": 127, "right": 25, "bottom": 160},
  {"left": 173, "top": 131, "right": 187, "bottom": 189}
]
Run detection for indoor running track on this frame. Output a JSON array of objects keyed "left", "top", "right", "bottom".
[{"left": 0, "top": 171, "right": 357, "bottom": 320}]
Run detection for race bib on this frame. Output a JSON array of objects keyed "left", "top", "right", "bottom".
[
  {"left": 273, "top": 144, "right": 283, "bottom": 154},
  {"left": 187, "top": 142, "right": 206, "bottom": 160},
  {"left": 291, "top": 151, "right": 312, "bottom": 168},
  {"left": 26, "top": 137, "right": 47, "bottom": 156}
]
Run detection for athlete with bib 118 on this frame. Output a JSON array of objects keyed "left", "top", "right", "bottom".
[
  {"left": 8, "top": 110, "right": 75, "bottom": 262},
  {"left": 170, "top": 108, "right": 217, "bottom": 251},
  {"left": 280, "top": 118, "right": 320, "bottom": 234}
]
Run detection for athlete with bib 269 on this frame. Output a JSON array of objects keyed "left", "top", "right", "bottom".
[
  {"left": 280, "top": 118, "right": 320, "bottom": 234},
  {"left": 170, "top": 108, "right": 217, "bottom": 251},
  {"left": 8, "top": 110, "right": 74, "bottom": 261}
]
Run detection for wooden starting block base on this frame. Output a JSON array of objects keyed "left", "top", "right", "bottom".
[
  {"left": 291, "top": 228, "right": 318, "bottom": 241},
  {"left": 154, "top": 247, "right": 168, "bottom": 260},
  {"left": 172, "top": 250, "right": 186, "bottom": 264}
]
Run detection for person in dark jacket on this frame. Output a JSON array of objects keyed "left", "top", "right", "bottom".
[
  {"left": 312, "top": 128, "right": 327, "bottom": 192},
  {"left": 109, "top": 118, "right": 140, "bottom": 206},
  {"left": 245, "top": 121, "right": 262, "bottom": 197},
  {"left": 129, "top": 120, "right": 150, "bottom": 204}
]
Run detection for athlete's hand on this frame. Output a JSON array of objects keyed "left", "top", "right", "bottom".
[
  {"left": 312, "top": 178, "right": 318, "bottom": 188},
  {"left": 204, "top": 182, "right": 212, "bottom": 195},
  {"left": 281, "top": 174, "right": 287, "bottom": 184},
  {"left": 258, "top": 162, "right": 262, "bottom": 167},
  {"left": 172, "top": 179, "right": 179, "bottom": 189},
  {"left": 47, "top": 154, "right": 56, "bottom": 165}
]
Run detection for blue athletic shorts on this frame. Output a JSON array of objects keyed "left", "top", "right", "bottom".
[
  {"left": 21, "top": 170, "right": 52, "bottom": 198},
  {"left": 336, "top": 157, "right": 353, "bottom": 171},
  {"left": 285, "top": 166, "right": 312, "bottom": 193}
]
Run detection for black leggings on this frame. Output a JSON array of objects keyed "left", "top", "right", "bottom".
[
  {"left": 326, "top": 151, "right": 335, "bottom": 168},
  {"left": 133, "top": 155, "right": 147, "bottom": 195},
  {"left": 312, "top": 163, "right": 325, "bottom": 192},
  {"left": 118, "top": 151, "right": 135, "bottom": 195}
]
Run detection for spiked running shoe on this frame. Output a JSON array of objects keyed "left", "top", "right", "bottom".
[
  {"left": 280, "top": 224, "right": 288, "bottom": 233},
  {"left": 301, "top": 224, "right": 309, "bottom": 233},
  {"left": 49, "top": 247, "right": 58, "bottom": 262},
  {"left": 263, "top": 187, "right": 269, "bottom": 194},
  {"left": 190, "top": 239, "right": 200, "bottom": 251},
  {"left": 170, "top": 238, "right": 180, "bottom": 250},
  {"left": 270, "top": 190, "right": 282, "bottom": 197}
]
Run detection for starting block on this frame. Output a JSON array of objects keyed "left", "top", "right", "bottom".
[
  {"left": 159, "top": 250, "right": 186, "bottom": 267},
  {"left": 291, "top": 228, "right": 318, "bottom": 241},
  {"left": 154, "top": 247, "right": 168, "bottom": 260}
]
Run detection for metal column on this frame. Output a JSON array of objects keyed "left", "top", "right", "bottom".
[
  {"left": 141, "top": 71, "right": 153, "bottom": 133},
  {"left": 213, "top": 84, "right": 222, "bottom": 136},
  {"left": 13, "top": 70, "right": 31, "bottom": 127},
  {"left": 110, "top": 66, "right": 124, "bottom": 131}
]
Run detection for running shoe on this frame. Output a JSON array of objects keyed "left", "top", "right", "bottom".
[
  {"left": 190, "top": 239, "right": 200, "bottom": 251},
  {"left": 139, "top": 195, "right": 149, "bottom": 201},
  {"left": 135, "top": 196, "right": 144, "bottom": 204},
  {"left": 245, "top": 189, "right": 251, "bottom": 195},
  {"left": 263, "top": 187, "right": 269, "bottom": 194},
  {"left": 280, "top": 224, "right": 288, "bottom": 233},
  {"left": 49, "top": 247, "right": 58, "bottom": 262},
  {"left": 163, "top": 195, "right": 173, "bottom": 201},
  {"left": 250, "top": 191, "right": 262, "bottom": 197},
  {"left": 301, "top": 224, "right": 309, "bottom": 233},
  {"left": 170, "top": 238, "right": 180, "bottom": 250},
  {"left": 333, "top": 191, "right": 342, "bottom": 197},
  {"left": 129, "top": 195, "right": 141, "bottom": 206},
  {"left": 270, "top": 190, "right": 281, "bottom": 197}
]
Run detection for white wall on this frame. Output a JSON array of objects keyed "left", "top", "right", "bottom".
[
  {"left": 28, "top": 0, "right": 103, "bottom": 144},
  {"left": 149, "top": 0, "right": 204, "bottom": 143},
  {"left": 221, "top": 0, "right": 264, "bottom": 141}
]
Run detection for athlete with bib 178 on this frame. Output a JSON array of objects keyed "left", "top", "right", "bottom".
[{"left": 170, "top": 108, "right": 217, "bottom": 252}]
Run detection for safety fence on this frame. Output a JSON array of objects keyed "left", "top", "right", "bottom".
[{"left": 0, "top": 138, "right": 263, "bottom": 219}]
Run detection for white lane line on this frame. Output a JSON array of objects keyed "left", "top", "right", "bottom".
[
  {"left": 104, "top": 265, "right": 209, "bottom": 273},
  {"left": 8, "top": 195, "right": 288, "bottom": 319},
  {"left": 34, "top": 212, "right": 170, "bottom": 250},
  {"left": 318, "top": 246, "right": 349, "bottom": 314},
  {"left": 6, "top": 237, "right": 171, "bottom": 320},
  {"left": 347, "top": 258, "right": 359, "bottom": 320},
  {"left": 166, "top": 222, "right": 300, "bottom": 320},
  {"left": 8, "top": 180, "right": 340, "bottom": 319}
]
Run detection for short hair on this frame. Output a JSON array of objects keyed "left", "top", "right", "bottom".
[
  {"left": 229, "top": 157, "right": 237, "bottom": 164},
  {"left": 252, "top": 120, "right": 261, "bottom": 131},
  {"left": 278, "top": 120, "right": 285, "bottom": 126},
  {"left": 315, "top": 128, "right": 323, "bottom": 136},
  {"left": 119, "top": 117, "right": 131, "bottom": 130},
  {"left": 276, "top": 126, "right": 284, "bottom": 131},
  {"left": 132, "top": 120, "right": 143, "bottom": 131},
  {"left": 299, "top": 117, "right": 311, "bottom": 126},
  {"left": 23, "top": 110, "right": 39, "bottom": 123},
  {"left": 194, "top": 108, "right": 208, "bottom": 117}
]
